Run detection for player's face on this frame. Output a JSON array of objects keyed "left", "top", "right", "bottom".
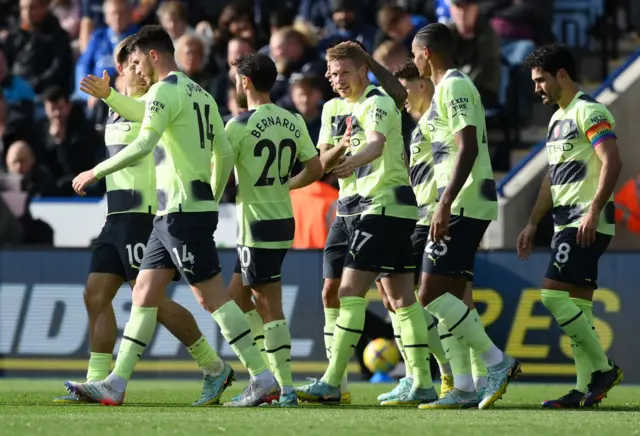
[
  {"left": 119, "top": 61, "right": 150, "bottom": 97},
  {"left": 411, "top": 41, "right": 431, "bottom": 78},
  {"left": 531, "top": 67, "right": 562, "bottom": 105},
  {"left": 328, "top": 59, "right": 367, "bottom": 100},
  {"left": 235, "top": 73, "right": 249, "bottom": 108},
  {"left": 129, "top": 49, "right": 157, "bottom": 85},
  {"left": 399, "top": 77, "right": 425, "bottom": 113}
]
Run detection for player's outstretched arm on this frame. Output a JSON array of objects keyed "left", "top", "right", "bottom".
[
  {"left": 95, "top": 129, "right": 161, "bottom": 178},
  {"left": 290, "top": 156, "right": 323, "bottom": 190},
  {"left": 80, "top": 70, "right": 145, "bottom": 121},
  {"left": 364, "top": 52, "right": 408, "bottom": 110}
]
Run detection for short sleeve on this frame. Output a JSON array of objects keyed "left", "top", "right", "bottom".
[
  {"left": 295, "top": 114, "right": 319, "bottom": 162},
  {"left": 363, "top": 95, "right": 397, "bottom": 138},
  {"left": 579, "top": 104, "right": 617, "bottom": 147},
  {"left": 141, "top": 82, "right": 173, "bottom": 136},
  {"left": 317, "top": 101, "right": 335, "bottom": 148},
  {"left": 442, "top": 78, "right": 480, "bottom": 134}
]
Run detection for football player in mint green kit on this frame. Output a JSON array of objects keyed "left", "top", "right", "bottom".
[
  {"left": 315, "top": 41, "right": 411, "bottom": 405},
  {"left": 223, "top": 53, "right": 323, "bottom": 407},
  {"left": 66, "top": 26, "right": 274, "bottom": 406},
  {"left": 411, "top": 23, "right": 519, "bottom": 410},
  {"left": 296, "top": 42, "right": 438, "bottom": 406},
  {"left": 55, "top": 36, "right": 225, "bottom": 407},
  {"left": 520, "top": 44, "right": 623, "bottom": 408}
]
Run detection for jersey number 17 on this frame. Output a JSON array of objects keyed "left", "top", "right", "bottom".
[{"left": 193, "top": 102, "right": 214, "bottom": 150}]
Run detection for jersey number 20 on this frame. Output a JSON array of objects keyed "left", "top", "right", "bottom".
[
  {"left": 254, "top": 138, "right": 297, "bottom": 186},
  {"left": 193, "top": 102, "right": 214, "bottom": 150}
]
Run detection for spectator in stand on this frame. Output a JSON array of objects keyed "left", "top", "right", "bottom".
[
  {"left": 38, "top": 86, "right": 104, "bottom": 197},
  {"left": 481, "top": 0, "right": 554, "bottom": 46},
  {"left": 289, "top": 73, "right": 323, "bottom": 144},
  {"left": 208, "top": 2, "right": 258, "bottom": 75},
  {"left": 448, "top": 0, "right": 501, "bottom": 108},
  {"left": 0, "top": 0, "right": 20, "bottom": 35},
  {"left": 78, "top": 0, "right": 105, "bottom": 52},
  {"left": 374, "top": 3, "right": 428, "bottom": 52},
  {"left": 269, "top": 26, "right": 326, "bottom": 108},
  {"left": 211, "top": 37, "right": 255, "bottom": 118},
  {"left": 0, "top": 45, "right": 35, "bottom": 117},
  {"left": 51, "top": 0, "right": 82, "bottom": 40},
  {"left": 75, "top": 0, "right": 138, "bottom": 103},
  {"left": 158, "top": 0, "right": 206, "bottom": 51},
  {"left": 224, "top": 84, "right": 247, "bottom": 123},
  {"left": 370, "top": 39, "right": 409, "bottom": 85},
  {"left": 176, "top": 34, "right": 214, "bottom": 94},
  {"left": 5, "top": 140, "right": 56, "bottom": 197},
  {"left": 298, "top": 0, "right": 379, "bottom": 32},
  {"left": 317, "top": 0, "right": 377, "bottom": 54},
  {"left": 4, "top": 0, "right": 74, "bottom": 96},
  {"left": 0, "top": 89, "right": 34, "bottom": 165}
]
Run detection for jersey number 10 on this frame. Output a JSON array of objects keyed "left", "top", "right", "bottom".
[
  {"left": 193, "top": 102, "right": 214, "bottom": 150},
  {"left": 254, "top": 138, "right": 297, "bottom": 187}
]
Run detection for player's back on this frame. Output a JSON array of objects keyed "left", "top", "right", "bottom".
[
  {"left": 146, "top": 72, "right": 225, "bottom": 215},
  {"left": 226, "top": 104, "right": 315, "bottom": 248}
]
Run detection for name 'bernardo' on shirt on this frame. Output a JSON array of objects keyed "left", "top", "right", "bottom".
[{"left": 251, "top": 116, "right": 302, "bottom": 139}]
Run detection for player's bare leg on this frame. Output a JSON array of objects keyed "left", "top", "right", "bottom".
[
  {"left": 321, "top": 277, "right": 351, "bottom": 403},
  {"left": 540, "top": 280, "right": 622, "bottom": 408}
]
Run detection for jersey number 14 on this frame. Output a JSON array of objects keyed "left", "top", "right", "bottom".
[{"left": 193, "top": 102, "right": 214, "bottom": 150}]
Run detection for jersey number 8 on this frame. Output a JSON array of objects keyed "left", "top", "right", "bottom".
[{"left": 254, "top": 138, "right": 297, "bottom": 187}]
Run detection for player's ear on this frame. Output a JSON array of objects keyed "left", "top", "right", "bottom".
[
  {"left": 116, "top": 64, "right": 124, "bottom": 75},
  {"left": 149, "top": 49, "right": 159, "bottom": 63}
]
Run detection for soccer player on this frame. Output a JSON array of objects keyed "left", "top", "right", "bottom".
[
  {"left": 222, "top": 53, "right": 323, "bottom": 407},
  {"left": 65, "top": 26, "right": 274, "bottom": 406},
  {"left": 317, "top": 42, "right": 412, "bottom": 405},
  {"left": 519, "top": 45, "right": 623, "bottom": 408},
  {"left": 296, "top": 42, "right": 438, "bottom": 406},
  {"left": 410, "top": 23, "right": 519, "bottom": 410},
  {"left": 374, "top": 60, "right": 452, "bottom": 405},
  {"left": 55, "top": 37, "right": 224, "bottom": 407}
]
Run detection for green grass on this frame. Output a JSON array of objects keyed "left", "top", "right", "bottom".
[{"left": 1, "top": 380, "right": 640, "bottom": 436}]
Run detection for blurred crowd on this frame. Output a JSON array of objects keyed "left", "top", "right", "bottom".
[{"left": 0, "top": 0, "right": 559, "bottom": 244}]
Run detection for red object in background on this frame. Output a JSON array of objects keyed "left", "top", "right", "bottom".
[{"left": 614, "top": 175, "right": 640, "bottom": 233}]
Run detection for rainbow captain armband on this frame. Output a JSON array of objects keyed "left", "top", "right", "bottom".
[{"left": 586, "top": 121, "right": 616, "bottom": 147}]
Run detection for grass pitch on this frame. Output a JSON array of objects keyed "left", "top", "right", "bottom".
[{"left": 1, "top": 380, "right": 639, "bottom": 436}]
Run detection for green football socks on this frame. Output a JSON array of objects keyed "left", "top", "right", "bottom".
[
  {"left": 113, "top": 305, "right": 158, "bottom": 381},
  {"left": 541, "top": 290, "right": 611, "bottom": 373},
  {"left": 438, "top": 322, "right": 474, "bottom": 392},
  {"left": 428, "top": 293, "right": 503, "bottom": 367},
  {"left": 396, "top": 302, "right": 433, "bottom": 389},
  {"left": 470, "top": 309, "right": 488, "bottom": 389},
  {"left": 424, "top": 309, "right": 451, "bottom": 375},
  {"left": 86, "top": 352, "right": 111, "bottom": 382},
  {"left": 570, "top": 297, "right": 596, "bottom": 392},
  {"left": 213, "top": 301, "right": 267, "bottom": 377},
  {"left": 389, "top": 311, "right": 411, "bottom": 378},
  {"left": 264, "top": 320, "right": 294, "bottom": 394},
  {"left": 187, "top": 335, "right": 223, "bottom": 376},
  {"left": 322, "top": 297, "right": 366, "bottom": 387},
  {"left": 245, "top": 309, "right": 271, "bottom": 370},
  {"left": 324, "top": 307, "right": 348, "bottom": 390}
]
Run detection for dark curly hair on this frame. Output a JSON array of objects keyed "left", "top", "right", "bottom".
[{"left": 523, "top": 44, "right": 577, "bottom": 81}]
